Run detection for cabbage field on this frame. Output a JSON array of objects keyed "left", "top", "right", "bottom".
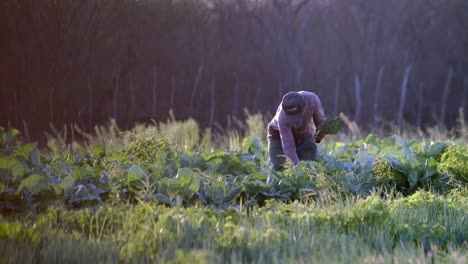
[{"left": 0, "top": 123, "right": 467, "bottom": 263}]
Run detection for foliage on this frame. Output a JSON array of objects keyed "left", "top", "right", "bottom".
[
  {"left": 0, "top": 127, "right": 467, "bottom": 213},
  {"left": 0, "top": 190, "right": 467, "bottom": 263},
  {"left": 439, "top": 144, "right": 468, "bottom": 183},
  {"left": 1, "top": 126, "right": 468, "bottom": 262},
  {"left": 315, "top": 116, "right": 343, "bottom": 138}
]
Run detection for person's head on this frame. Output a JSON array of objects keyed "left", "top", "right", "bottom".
[{"left": 281, "top": 91, "right": 305, "bottom": 123}]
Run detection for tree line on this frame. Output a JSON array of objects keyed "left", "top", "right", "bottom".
[{"left": 1, "top": 0, "right": 467, "bottom": 140}]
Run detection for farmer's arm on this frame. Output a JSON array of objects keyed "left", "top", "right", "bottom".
[
  {"left": 312, "top": 94, "right": 326, "bottom": 142},
  {"left": 279, "top": 124, "right": 300, "bottom": 165},
  {"left": 312, "top": 94, "right": 326, "bottom": 128}
]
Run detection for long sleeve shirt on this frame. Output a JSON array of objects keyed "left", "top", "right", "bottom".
[{"left": 267, "top": 91, "right": 326, "bottom": 164}]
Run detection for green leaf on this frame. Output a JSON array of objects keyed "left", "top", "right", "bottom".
[
  {"left": 355, "top": 148, "right": 374, "bottom": 170},
  {"left": 206, "top": 149, "right": 228, "bottom": 160},
  {"left": 244, "top": 179, "right": 270, "bottom": 193},
  {"left": 105, "top": 144, "right": 122, "bottom": 157},
  {"left": 315, "top": 116, "right": 342, "bottom": 137},
  {"left": 13, "top": 143, "right": 41, "bottom": 168},
  {"left": 92, "top": 145, "right": 104, "bottom": 159},
  {"left": 0, "top": 157, "right": 25, "bottom": 180},
  {"left": 382, "top": 137, "right": 394, "bottom": 148},
  {"left": 71, "top": 167, "right": 88, "bottom": 181},
  {"left": 17, "top": 174, "right": 49, "bottom": 195},
  {"left": 175, "top": 168, "right": 200, "bottom": 192},
  {"left": 395, "top": 136, "right": 413, "bottom": 158},
  {"left": 423, "top": 159, "right": 438, "bottom": 179},
  {"left": 108, "top": 152, "right": 129, "bottom": 164},
  {"left": 242, "top": 135, "right": 263, "bottom": 156},
  {"left": 59, "top": 176, "right": 76, "bottom": 197},
  {"left": 30, "top": 148, "right": 40, "bottom": 167},
  {"left": 408, "top": 170, "right": 420, "bottom": 189},
  {"left": 427, "top": 143, "right": 448, "bottom": 158},
  {"left": 381, "top": 146, "right": 399, "bottom": 157},
  {"left": 208, "top": 186, "right": 225, "bottom": 203},
  {"left": 14, "top": 143, "right": 37, "bottom": 159},
  {"left": 3, "top": 129, "right": 20, "bottom": 145},
  {"left": 365, "top": 134, "right": 379, "bottom": 146},
  {"left": 251, "top": 171, "right": 267, "bottom": 181},
  {"left": 69, "top": 184, "right": 101, "bottom": 206},
  {"left": 197, "top": 192, "right": 208, "bottom": 204},
  {"left": 127, "top": 165, "right": 146, "bottom": 191},
  {"left": 178, "top": 152, "right": 206, "bottom": 168},
  {"left": 154, "top": 194, "right": 174, "bottom": 207},
  {"left": 176, "top": 167, "right": 195, "bottom": 178},
  {"left": 223, "top": 185, "right": 243, "bottom": 203},
  {"left": 128, "top": 165, "right": 146, "bottom": 181},
  {"left": 277, "top": 178, "right": 295, "bottom": 194}
]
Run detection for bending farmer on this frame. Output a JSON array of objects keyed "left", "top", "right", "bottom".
[{"left": 267, "top": 91, "right": 326, "bottom": 170}]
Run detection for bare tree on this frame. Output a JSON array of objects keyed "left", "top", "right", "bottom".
[
  {"left": 2, "top": 0, "right": 468, "bottom": 138},
  {"left": 463, "top": 76, "right": 468, "bottom": 112},
  {"left": 232, "top": 73, "right": 240, "bottom": 118},
  {"left": 416, "top": 82, "right": 424, "bottom": 128},
  {"left": 333, "top": 78, "right": 340, "bottom": 117},
  {"left": 209, "top": 78, "right": 215, "bottom": 129},
  {"left": 151, "top": 65, "right": 157, "bottom": 118},
  {"left": 353, "top": 74, "right": 362, "bottom": 123},
  {"left": 373, "top": 66, "right": 385, "bottom": 128},
  {"left": 112, "top": 64, "right": 122, "bottom": 122},
  {"left": 189, "top": 60, "right": 204, "bottom": 117},
  {"left": 251, "top": 0, "right": 311, "bottom": 91},
  {"left": 439, "top": 66, "right": 454, "bottom": 131},
  {"left": 397, "top": 64, "right": 413, "bottom": 128}
]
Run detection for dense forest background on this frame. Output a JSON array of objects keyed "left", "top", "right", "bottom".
[{"left": 1, "top": 0, "right": 468, "bottom": 140}]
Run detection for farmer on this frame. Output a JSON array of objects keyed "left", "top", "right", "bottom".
[{"left": 267, "top": 91, "right": 326, "bottom": 170}]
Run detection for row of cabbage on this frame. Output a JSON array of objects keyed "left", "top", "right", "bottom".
[{"left": 0, "top": 128, "right": 467, "bottom": 212}]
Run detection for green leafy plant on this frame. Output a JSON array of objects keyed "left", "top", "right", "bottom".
[
  {"left": 439, "top": 144, "right": 468, "bottom": 183},
  {"left": 315, "top": 116, "right": 342, "bottom": 139}
]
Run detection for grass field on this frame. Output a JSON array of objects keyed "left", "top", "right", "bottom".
[{"left": 1, "top": 115, "right": 467, "bottom": 263}]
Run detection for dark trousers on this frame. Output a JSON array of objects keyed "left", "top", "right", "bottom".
[{"left": 268, "top": 136, "right": 317, "bottom": 170}]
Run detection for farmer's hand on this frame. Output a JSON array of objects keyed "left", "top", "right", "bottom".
[{"left": 315, "top": 134, "right": 325, "bottom": 143}]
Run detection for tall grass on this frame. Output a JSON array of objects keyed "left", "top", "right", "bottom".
[
  {"left": 45, "top": 110, "right": 269, "bottom": 154},
  {"left": 124, "top": 111, "right": 200, "bottom": 152},
  {"left": 44, "top": 108, "right": 468, "bottom": 156},
  {"left": 5, "top": 110, "right": 468, "bottom": 263},
  {"left": 1, "top": 190, "right": 467, "bottom": 263}
]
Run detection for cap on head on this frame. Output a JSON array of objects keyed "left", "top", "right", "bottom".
[
  {"left": 281, "top": 92, "right": 305, "bottom": 123},
  {"left": 282, "top": 92, "right": 305, "bottom": 114}
]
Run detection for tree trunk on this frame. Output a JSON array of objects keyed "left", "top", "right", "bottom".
[
  {"left": 397, "top": 64, "right": 412, "bottom": 128},
  {"left": 152, "top": 65, "right": 157, "bottom": 118},
  {"left": 439, "top": 66, "right": 454, "bottom": 131},
  {"left": 49, "top": 85, "right": 55, "bottom": 123},
  {"left": 333, "top": 78, "right": 340, "bottom": 116},
  {"left": 129, "top": 78, "right": 135, "bottom": 121},
  {"left": 253, "top": 81, "right": 261, "bottom": 112},
  {"left": 189, "top": 60, "right": 204, "bottom": 117},
  {"left": 354, "top": 73, "right": 362, "bottom": 123},
  {"left": 112, "top": 65, "right": 121, "bottom": 122},
  {"left": 232, "top": 73, "right": 239, "bottom": 117},
  {"left": 373, "top": 66, "right": 385, "bottom": 128},
  {"left": 416, "top": 83, "right": 424, "bottom": 129},
  {"left": 88, "top": 73, "right": 93, "bottom": 130},
  {"left": 293, "top": 48, "right": 303, "bottom": 90},
  {"left": 14, "top": 84, "right": 19, "bottom": 128},
  {"left": 170, "top": 74, "right": 175, "bottom": 109},
  {"left": 463, "top": 76, "right": 467, "bottom": 112},
  {"left": 278, "top": 81, "right": 284, "bottom": 100},
  {"left": 209, "top": 78, "right": 215, "bottom": 129}
]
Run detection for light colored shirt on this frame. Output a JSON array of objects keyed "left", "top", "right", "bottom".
[{"left": 268, "top": 91, "right": 326, "bottom": 164}]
